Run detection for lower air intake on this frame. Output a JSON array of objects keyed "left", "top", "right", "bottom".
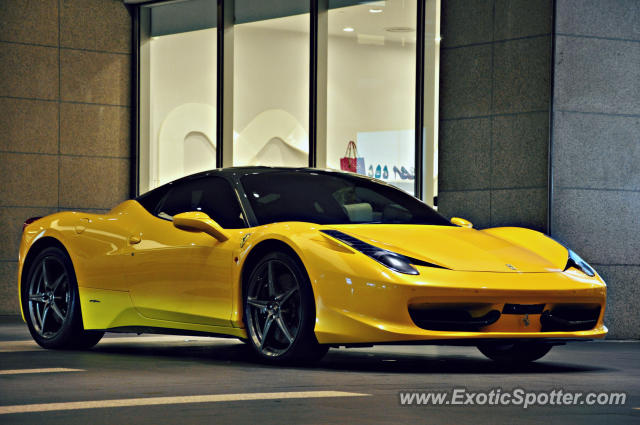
[
  {"left": 409, "top": 308, "right": 501, "bottom": 332},
  {"left": 540, "top": 305, "right": 601, "bottom": 332}
]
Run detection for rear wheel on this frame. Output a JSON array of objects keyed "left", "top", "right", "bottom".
[
  {"left": 477, "top": 341, "right": 553, "bottom": 364},
  {"left": 22, "top": 246, "right": 104, "bottom": 349},
  {"left": 244, "top": 251, "right": 328, "bottom": 363}
]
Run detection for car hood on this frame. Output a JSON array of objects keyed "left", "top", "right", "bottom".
[{"left": 322, "top": 224, "right": 567, "bottom": 273}]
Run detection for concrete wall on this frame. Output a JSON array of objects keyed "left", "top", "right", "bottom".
[
  {"left": 0, "top": 0, "right": 132, "bottom": 314},
  {"left": 437, "top": 0, "right": 552, "bottom": 231},
  {"left": 550, "top": 0, "right": 640, "bottom": 338}
]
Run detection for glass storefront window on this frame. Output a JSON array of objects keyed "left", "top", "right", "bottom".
[
  {"left": 326, "top": 0, "right": 417, "bottom": 194},
  {"left": 140, "top": 0, "right": 217, "bottom": 192},
  {"left": 232, "top": 1, "right": 310, "bottom": 167},
  {"left": 137, "top": 0, "right": 440, "bottom": 201}
]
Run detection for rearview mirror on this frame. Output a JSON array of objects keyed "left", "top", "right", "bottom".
[
  {"left": 451, "top": 217, "right": 473, "bottom": 228},
  {"left": 173, "top": 211, "right": 230, "bottom": 242}
]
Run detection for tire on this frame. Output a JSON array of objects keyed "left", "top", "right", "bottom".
[
  {"left": 477, "top": 341, "right": 553, "bottom": 364},
  {"left": 243, "top": 251, "right": 328, "bottom": 363},
  {"left": 22, "top": 246, "right": 104, "bottom": 350}
]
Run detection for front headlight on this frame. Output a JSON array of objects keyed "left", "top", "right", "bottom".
[
  {"left": 565, "top": 249, "right": 595, "bottom": 277},
  {"left": 321, "top": 229, "right": 447, "bottom": 275}
]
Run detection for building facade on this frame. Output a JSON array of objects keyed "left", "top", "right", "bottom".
[{"left": 0, "top": 0, "right": 638, "bottom": 338}]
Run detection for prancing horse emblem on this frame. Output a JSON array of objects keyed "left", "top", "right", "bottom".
[
  {"left": 240, "top": 233, "right": 252, "bottom": 248},
  {"left": 506, "top": 263, "right": 517, "bottom": 271}
]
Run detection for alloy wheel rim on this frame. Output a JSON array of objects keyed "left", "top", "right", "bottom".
[
  {"left": 27, "top": 256, "right": 71, "bottom": 339},
  {"left": 246, "top": 259, "right": 302, "bottom": 357}
]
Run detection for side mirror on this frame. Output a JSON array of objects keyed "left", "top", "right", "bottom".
[
  {"left": 173, "top": 211, "right": 230, "bottom": 242},
  {"left": 451, "top": 217, "right": 473, "bottom": 228}
]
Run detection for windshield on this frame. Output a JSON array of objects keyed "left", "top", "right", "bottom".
[{"left": 241, "top": 171, "right": 453, "bottom": 226}]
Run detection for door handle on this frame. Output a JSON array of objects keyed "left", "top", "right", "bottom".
[
  {"left": 129, "top": 234, "right": 142, "bottom": 244},
  {"left": 75, "top": 218, "right": 91, "bottom": 234}
]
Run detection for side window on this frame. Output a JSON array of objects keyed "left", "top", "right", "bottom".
[
  {"left": 157, "top": 177, "right": 246, "bottom": 229},
  {"left": 136, "top": 185, "right": 170, "bottom": 215}
]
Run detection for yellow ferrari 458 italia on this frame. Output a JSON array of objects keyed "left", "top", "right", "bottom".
[{"left": 18, "top": 167, "right": 606, "bottom": 364}]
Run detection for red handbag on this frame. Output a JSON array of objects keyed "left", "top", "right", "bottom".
[{"left": 340, "top": 141, "right": 358, "bottom": 173}]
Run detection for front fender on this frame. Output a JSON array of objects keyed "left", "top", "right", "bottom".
[{"left": 233, "top": 222, "right": 351, "bottom": 328}]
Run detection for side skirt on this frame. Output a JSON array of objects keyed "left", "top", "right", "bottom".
[{"left": 102, "top": 326, "right": 243, "bottom": 339}]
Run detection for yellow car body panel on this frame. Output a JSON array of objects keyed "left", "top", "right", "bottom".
[{"left": 18, "top": 200, "right": 607, "bottom": 344}]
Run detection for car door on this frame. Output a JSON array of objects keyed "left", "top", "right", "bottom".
[{"left": 128, "top": 176, "right": 246, "bottom": 327}]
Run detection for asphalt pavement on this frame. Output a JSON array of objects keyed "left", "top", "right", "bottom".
[{"left": 0, "top": 316, "right": 638, "bottom": 424}]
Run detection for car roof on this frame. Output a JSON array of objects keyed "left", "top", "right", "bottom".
[
  {"left": 170, "top": 166, "right": 374, "bottom": 184},
  {"left": 136, "top": 167, "right": 381, "bottom": 203}
]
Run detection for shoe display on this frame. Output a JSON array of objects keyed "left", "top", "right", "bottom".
[
  {"left": 375, "top": 164, "right": 381, "bottom": 179},
  {"left": 393, "top": 166, "right": 414, "bottom": 180},
  {"left": 393, "top": 166, "right": 405, "bottom": 180},
  {"left": 401, "top": 166, "right": 414, "bottom": 180},
  {"left": 368, "top": 165, "right": 373, "bottom": 177},
  {"left": 382, "top": 165, "right": 389, "bottom": 179}
]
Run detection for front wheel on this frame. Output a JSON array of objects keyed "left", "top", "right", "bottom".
[
  {"left": 22, "top": 246, "right": 104, "bottom": 350},
  {"left": 243, "top": 251, "right": 328, "bottom": 363},
  {"left": 477, "top": 342, "right": 553, "bottom": 364}
]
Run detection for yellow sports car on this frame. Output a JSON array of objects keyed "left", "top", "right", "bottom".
[{"left": 18, "top": 167, "right": 606, "bottom": 364}]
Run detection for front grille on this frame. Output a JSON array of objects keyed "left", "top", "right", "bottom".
[{"left": 409, "top": 303, "right": 601, "bottom": 333}]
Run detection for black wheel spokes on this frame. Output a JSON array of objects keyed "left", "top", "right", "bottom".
[
  {"left": 28, "top": 257, "right": 70, "bottom": 339},
  {"left": 247, "top": 260, "right": 302, "bottom": 357}
]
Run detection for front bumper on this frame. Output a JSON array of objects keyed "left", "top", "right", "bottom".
[{"left": 311, "top": 264, "right": 607, "bottom": 344}]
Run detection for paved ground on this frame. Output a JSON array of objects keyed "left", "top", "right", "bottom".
[{"left": 0, "top": 316, "right": 638, "bottom": 424}]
